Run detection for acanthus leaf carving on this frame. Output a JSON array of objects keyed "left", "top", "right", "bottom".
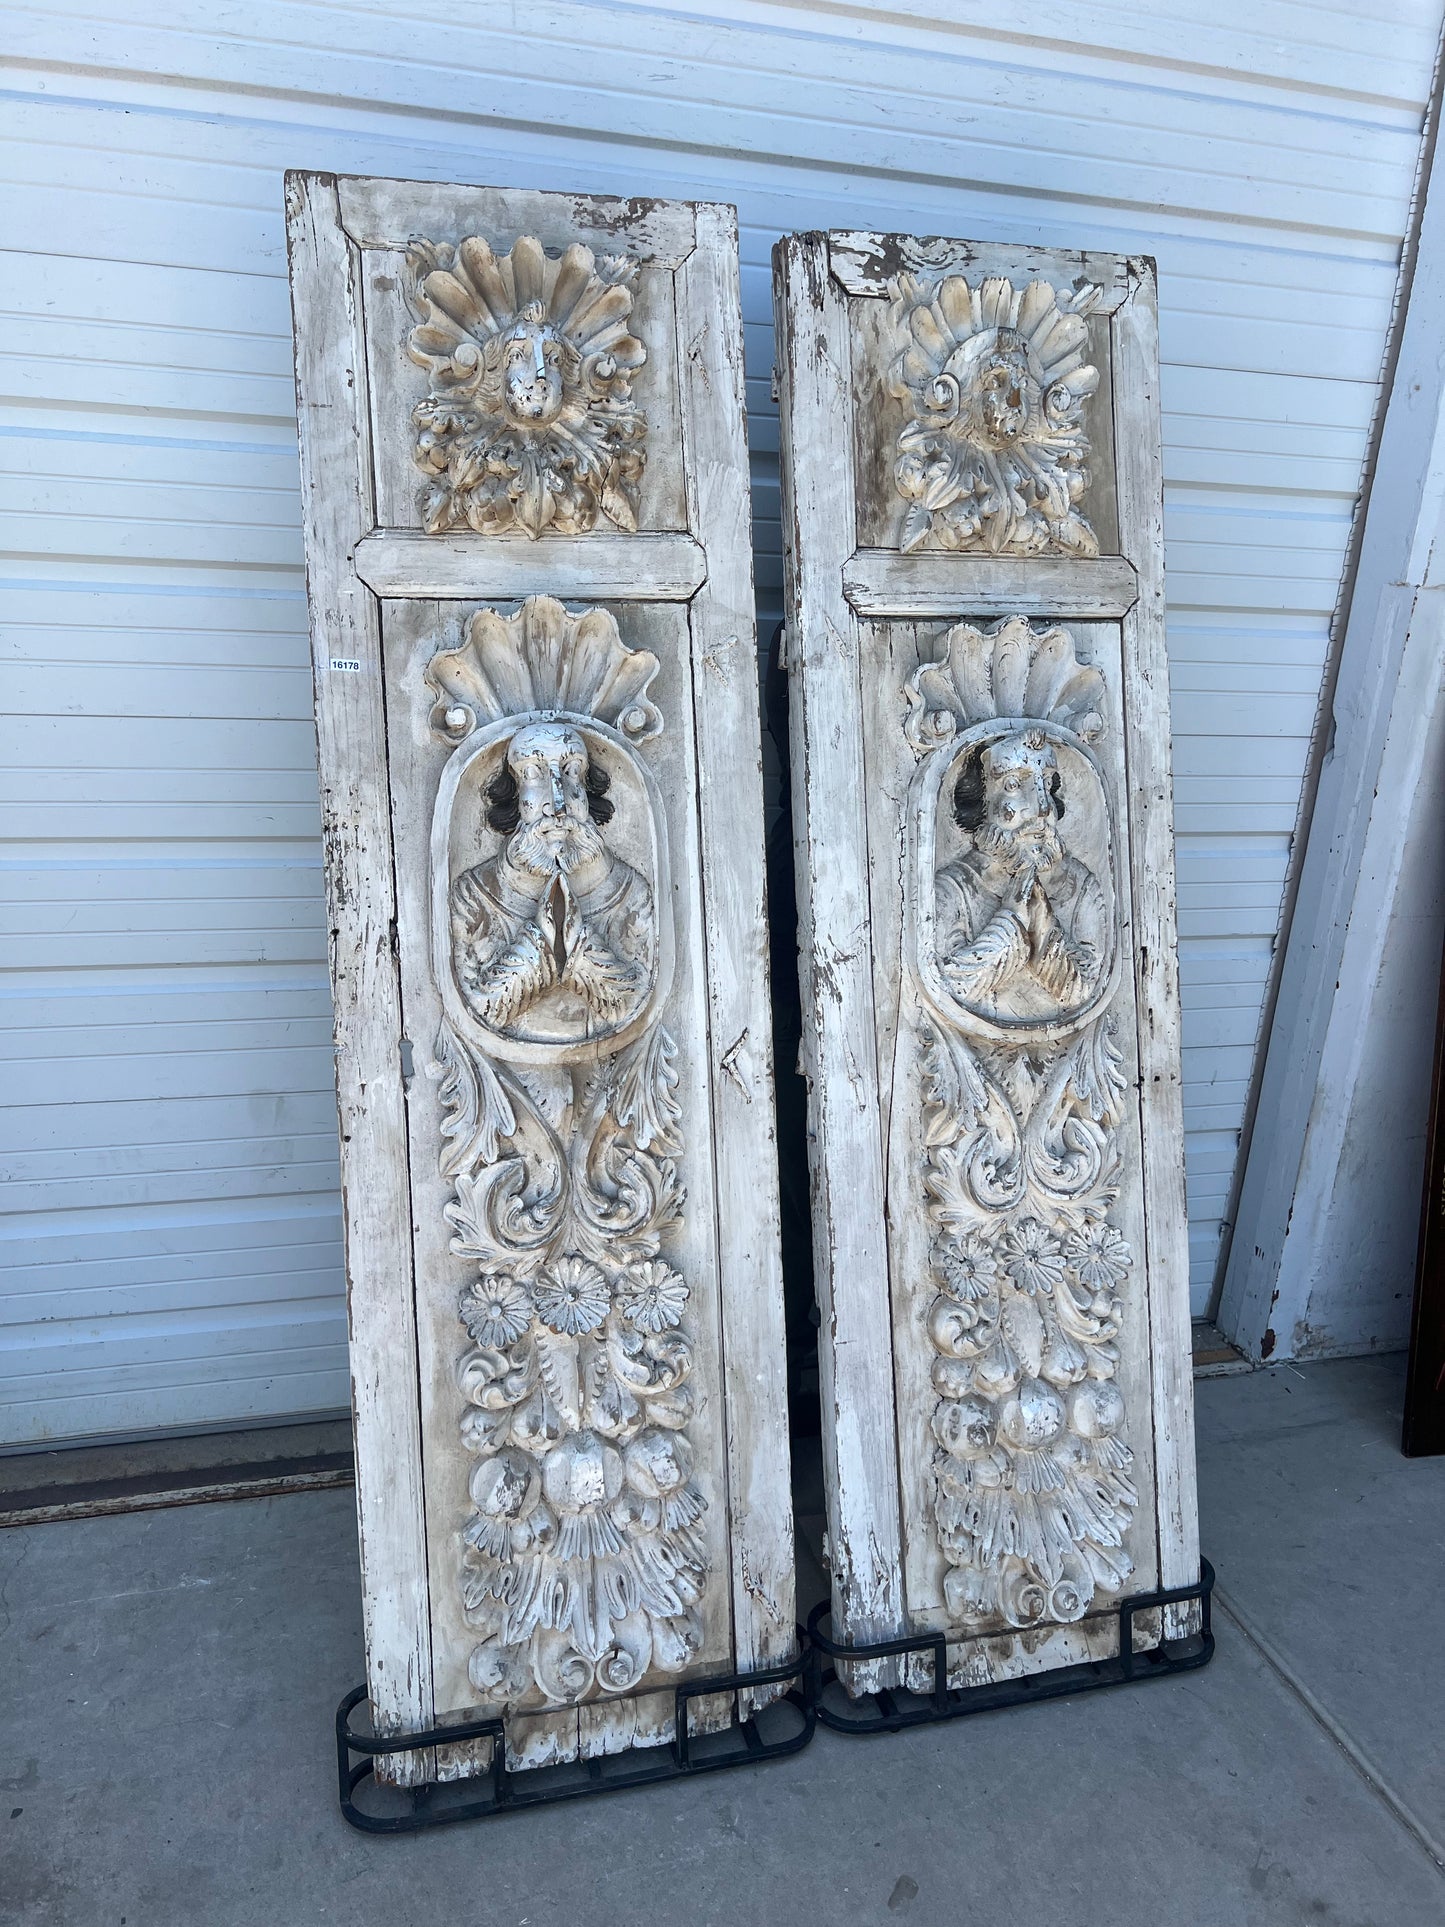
[
  {"left": 887, "top": 271, "right": 1101, "bottom": 558},
  {"left": 406, "top": 235, "right": 647, "bottom": 540},
  {"left": 908, "top": 615, "right": 1137, "bottom": 1633},
  {"left": 428, "top": 596, "right": 706, "bottom": 1713},
  {"left": 432, "top": 1024, "right": 516, "bottom": 1176}
]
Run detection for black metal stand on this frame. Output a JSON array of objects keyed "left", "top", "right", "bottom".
[
  {"left": 336, "top": 1648, "right": 814, "bottom": 1833},
  {"left": 804, "top": 1559, "right": 1215, "bottom": 1735},
  {"left": 337, "top": 1564, "right": 1214, "bottom": 1828}
]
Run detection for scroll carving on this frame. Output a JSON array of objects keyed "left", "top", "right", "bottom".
[
  {"left": 907, "top": 616, "right": 1136, "bottom": 1630},
  {"left": 406, "top": 236, "right": 647, "bottom": 539},
  {"left": 888, "top": 273, "right": 1100, "bottom": 557},
  {"left": 426, "top": 596, "right": 706, "bottom": 1710}
]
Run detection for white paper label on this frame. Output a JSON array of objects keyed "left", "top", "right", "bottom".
[{"left": 329, "top": 657, "right": 362, "bottom": 673}]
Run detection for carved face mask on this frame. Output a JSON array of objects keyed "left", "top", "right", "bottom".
[
  {"left": 960, "top": 328, "right": 1041, "bottom": 450},
  {"left": 980, "top": 734, "right": 1063, "bottom": 865},
  {"left": 507, "top": 723, "right": 592, "bottom": 836},
  {"left": 501, "top": 320, "right": 565, "bottom": 426}
]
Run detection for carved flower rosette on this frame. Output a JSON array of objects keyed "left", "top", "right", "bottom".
[
  {"left": 888, "top": 271, "right": 1101, "bottom": 557},
  {"left": 904, "top": 616, "right": 1138, "bottom": 1634},
  {"left": 425, "top": 596, "right": 706, "bottom": 1712},
  {"left": 407, "top": 234, "right": 647, "bottom": 539}
]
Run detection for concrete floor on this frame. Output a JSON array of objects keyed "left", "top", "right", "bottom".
[{"left": 1, "top": 1354, "right": 1442, "bottom": 1927}]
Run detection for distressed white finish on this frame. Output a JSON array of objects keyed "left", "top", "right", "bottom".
[
  {"left": 774, "top": 238, "right": 903, "bottom": 1664},
  {"left": 354, "top": 532, "right": 706, "bottom": 601},
  {"left": 288, "top": 174, "right": 791, "bottom": 1772},
  {"left": 285, "top": 173, "right": 433, "bottom": 1776},
  {"left": 2, "top": 1, "right": 1439, "bottom": 1444},
  {"left": 1220, "top": 101, "right": 1445, "bottom": 1364},
  {"left": 844, "top": 552, "right": 1138, "bottom": 621},
  {"left": 426, "top": 602, "right": 702, "bottom": 1722},
  {"left": 775, "top": 230, "right": 1199, "bottom": 1684},
  {"left": 905, "top": 620, "right": 1138, "bottom": 1630}
]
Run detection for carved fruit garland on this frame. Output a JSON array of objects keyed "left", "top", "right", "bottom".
[
  {"left": 427, "top": 598, "right": 707, "bottom": 1710},
  {"left": 407, "top": 234, "right": 647, "bottom": 539},
  {"left": 908, "top": 617, "right": 1137, "bottom": 1632},
  {"left": 888, "top": 271, "right": 1101, "bottom": 558}
]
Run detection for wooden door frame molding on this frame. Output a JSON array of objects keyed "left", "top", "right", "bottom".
[
  {"left": 1406, "top": 930, "right": 1445, "bottom": 1456},
  {"left": 1217, "top": 37, "right": 1445, "bottom": 1365}
]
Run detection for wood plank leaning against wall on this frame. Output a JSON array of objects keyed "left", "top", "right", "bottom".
[{"left": 1218, "top": 27, "right": 1445, "bottom": 1365}]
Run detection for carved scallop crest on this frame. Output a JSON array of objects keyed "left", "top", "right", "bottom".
[
  {"left": 407, "top": 234, "right": 647, "bottom": 539},
  {"left": 904, "top": 612, "right": 1106, "bottom": 752},
  {"left": 425, "top": 594, "right": 663, "bottom": 744}
]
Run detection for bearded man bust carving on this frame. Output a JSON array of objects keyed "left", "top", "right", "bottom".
[
  {"left": 449, "top": 720, "right": 655, "bottom": 1046},
  {"left": 936, "top": 728, "right": 1109, "bottom": 1027}
]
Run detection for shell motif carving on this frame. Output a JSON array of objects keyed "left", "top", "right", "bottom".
[
  {"left": 406, "top": 235, "right": 647, "bottom": 540},
  {"left": 888, "top": 272, "right": 1101, "bottom": 558},
  {"left": 426, "top": 596, "right": 706, "bottom": 1711},
  {"left": 906, "top": 617, "right": 1137, "bottom": 1632},
  {"left": 426, "top": 593, "right": 662, "bottom": 748}
]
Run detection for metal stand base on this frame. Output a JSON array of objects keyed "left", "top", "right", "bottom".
[
  {"left": 336, "top": 1562, "right": 1214, "bottom": 1828},
  {"left": 336, "top": 1650, "right": 814, "bottom": 1833},
  {"left": 805, "top": 1559, "right": 1215, "bottom": 1735}
]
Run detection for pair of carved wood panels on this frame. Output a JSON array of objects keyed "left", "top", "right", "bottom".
[{"left": 287, "top": 176, "right": 1198, "bottom": 1777}]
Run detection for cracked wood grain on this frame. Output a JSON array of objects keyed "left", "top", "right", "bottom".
[
  {"left": 774, "top": 233, "right": 904, "bottom": 1681},
  {"left": 285, "top": 170, "right": 435, "bottom": 1784}
]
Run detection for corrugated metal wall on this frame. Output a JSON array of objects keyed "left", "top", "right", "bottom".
[{"left": 2, "top": 0, "right": 1438, "bottom": 1444}]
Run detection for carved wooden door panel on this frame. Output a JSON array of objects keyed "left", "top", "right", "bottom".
[
  {"left": 287, "top": 174, "right": 793, "bottom": 1773},
  {"left": 774, "top": 231, "right": 1200, "bottom": 1686}
]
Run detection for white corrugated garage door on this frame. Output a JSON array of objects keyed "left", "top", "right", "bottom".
[{"left": 1, "top": 0, "right": 1438, "bottom": 1443}]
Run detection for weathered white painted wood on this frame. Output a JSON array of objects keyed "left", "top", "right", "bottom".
[
  {"left": 354, "top": 531, "right": 706, "bottom": 601},
  {"left": 336, "top": 174, "right": 697, "bottom": 266},
  {"left": 775, "top": 229, "right": 1199, "bottom": 1688},
  {"left": 828, "top": 232, "right": 1134, "bottom": 310},
  {"left": 383, "top": 597, "right": 726, "bottom": 1774},
  {"left": 1219, "top": 88, "right": 1445, "bottom": 1365},
  {"left": 1273, "top": 581, "right": 1445, "bottom": 1361},
  {"left": 284, "top": 171, "right": 434, "bottom": 1783},
  {"left": 677, "top": 203, "right": 796, "bottom": 1711},
  {"left": 772, "top": 233, "right": 905, "bottom": 1668},
  {"left": 288, "top": 172, "right": 792, "bottom": 1778},
  {"left": 844, "top": 551, "right": 1138, "bottom": 621},
  {"left": 1113, "top": 265, "right": 1201, "bottom": 1629}
]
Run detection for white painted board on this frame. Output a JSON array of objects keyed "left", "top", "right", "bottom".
[
  {"left": 774, "top": 229, "right": 1201, "bottom": 1689},
  {"left": 287, "top": 174, "right": 793, "bottom": 1774}
]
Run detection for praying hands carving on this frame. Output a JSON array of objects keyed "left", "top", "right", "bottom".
[
  {"left": 936, "top": 728, "right": 1109, "bottom": 1027},
  {"left": 449, "top": 721, "right": 654, "bottom": 1045}
]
